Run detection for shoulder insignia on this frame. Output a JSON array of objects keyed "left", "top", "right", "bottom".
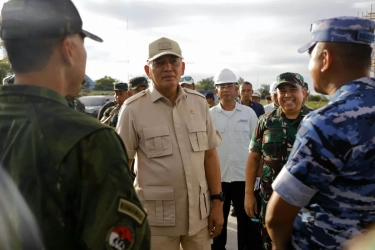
[
  {"left": 125, "top": 89, "right": 149, "bottom": 105},
  {"left": 184, "top": 88, "right": 205, "bottom": 99},
  {"left": 117, "top": 198, "right": 146, "bottom": 225}
]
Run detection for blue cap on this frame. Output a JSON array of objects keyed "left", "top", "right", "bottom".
[{"left": 298, "top": 16, "right": 375, "bottom": 53}]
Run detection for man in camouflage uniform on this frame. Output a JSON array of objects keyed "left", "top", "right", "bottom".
[
  {"left": 101, "top": 82, "right": 130, "bottom": 127},
  {"left": 0, "top": 1, "right": 150, "bottom": 250},
  {"left": 266, "top": 17, "right": 375, "bottom": 250},
  {"left": 129, "top": 76, "right": 149, "bottom": 95},
  {"left": 244, "top": 72, "right": 311, "bottom": 250}
]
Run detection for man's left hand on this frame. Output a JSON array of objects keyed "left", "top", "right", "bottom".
[{"left": 208, "top": 201, "right": 224, "bottom": 239}]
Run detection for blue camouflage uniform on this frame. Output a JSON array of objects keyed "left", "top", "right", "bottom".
[{"left": 272, "top": 17, "right": 375, "bottom": 250}]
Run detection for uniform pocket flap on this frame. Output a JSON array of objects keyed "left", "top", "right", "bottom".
[
  {"left": 186, "top": 121, "right": 206, "bottom": 133},
  {"left": 144, "top": 186, "right": 175, "bottom": 200},
  {"left": 143, "top": 126, "right": 170, "bottom": 139},
  {"left": 199, "top": 179, "right": 209, "bottom": 194}
]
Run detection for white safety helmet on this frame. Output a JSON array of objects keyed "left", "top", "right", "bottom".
[
  {"left": 215, "top": 68, "right": 237, "bottom": 85},
  {"left": 252, "top": 89, "right": 261, "bottom": 98},
  {"left": 269, "top": 81, "right": 278, "bottom": 94}
]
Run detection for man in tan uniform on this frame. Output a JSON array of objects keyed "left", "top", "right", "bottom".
[{"left": 116, "top": 37, "right": 224, "bottom": 250}]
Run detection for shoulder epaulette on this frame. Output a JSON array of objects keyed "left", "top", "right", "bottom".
[
  {"left": 125, "top": 89, "right": 149, "bottom": 105},
  {"left": 184, "top": 88, "right": 205, "bottom": 99}
]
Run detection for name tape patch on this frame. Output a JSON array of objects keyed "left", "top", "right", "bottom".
[
  {"left": 118, "top": 199, "right": 146, "bottom": 225},
  {"left": 158, "top": 42, "right": 172, "bottom": 50}
]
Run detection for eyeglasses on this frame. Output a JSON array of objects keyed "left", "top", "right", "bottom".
[
  {"left": 152, "top": 57, "right": 180, "bottom": 68},
  {"left": 216, "top": 83, "right": 235, "bottom": 90},
  {"left": 180, "top": 76, "right": 193, "bottom": 82}
]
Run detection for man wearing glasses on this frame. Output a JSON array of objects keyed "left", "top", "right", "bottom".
[
  {"left": 116, "top": 37, "right": 224, "bottom": 250},
  {"left": 244, "top": 72, "right": 311, "bottom": 250},
  {"left": 210, "top": 68, "right": 258, "bottom": 250}
]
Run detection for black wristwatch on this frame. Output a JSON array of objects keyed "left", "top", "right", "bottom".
[{"left": 210, "top": 192, "right": 225, "bottom": 202}]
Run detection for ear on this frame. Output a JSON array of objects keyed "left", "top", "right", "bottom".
[
  {"left": 321, "top": 49, "right": 332, "bottom": 72},
  {"left": 60, "top": 37, "right": 74, "bottom": 66},
  {"left": 144, "top": 65, "right": 150, "bottom": 77},
  {"left": 214, "top": 88, "right": 219, "bottom": 96},
  {"left": 181, "top": 61, "right": 185, "bottom": 75}
]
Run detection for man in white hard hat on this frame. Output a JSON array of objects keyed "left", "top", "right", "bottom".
[
  {"left": 116, "top": 37, "right": 224, "bottom": 250},
  {"left": 210, "top": 68, "right": 258, "bottom": 250},
  {"left": 179, "top": 75, "right": 196, "bottom": 90},
  {"left": 263, "top": 82, "right": 278, "bottom": 113},
  {"left": 251, "top": 89, "right": 261, "bottom": 103}
]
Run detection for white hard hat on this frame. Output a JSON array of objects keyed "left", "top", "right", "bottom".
[
  {"left": 214, "top": 68, "right": 237, "bottom": 85},
  {"left": 269, "top": 81, "right": 277, "bottom": 94},
  {"left": 252, "top": 89, "right": 261, "bottom": 98},
  {"left": 179, "top": 75, "right": 194, "bottom": 85}
]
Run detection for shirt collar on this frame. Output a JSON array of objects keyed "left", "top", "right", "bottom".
[
  {"left": 331, "top": 77, "right": 375, "bottom": 103},
  {"left": 0, "top": 84, "right": 68, "bottom": 106},
  {"left": 150, "top": 84, "right": 187, "bottom": 103},
  {"left": 216, "top": 101, "right": 242, "bottom": 112}
]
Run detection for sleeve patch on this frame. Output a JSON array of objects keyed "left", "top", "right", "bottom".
[{"left": 118, "top": 199, "right": 146, "bottom": 225}]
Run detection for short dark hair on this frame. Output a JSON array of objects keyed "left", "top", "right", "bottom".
[
  {"left": 265, "top": 95, "right": 271, "bottom": 101},
  {"left": 206, "top": 92, "right": 214, "bottom": 99},
  {"left": 4, "top": 38, "right": 59, "bottom": 73},
  {"left": 242, "top": 81, "right": 253, "bottom": 87},
  {"left": 315, "top": 42, "right": 372, "bottom": 70}
]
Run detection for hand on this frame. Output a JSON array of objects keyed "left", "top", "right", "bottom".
[
  {"left": 244, "top": 193, "right": 258, "bottom": 218},
  {"left": 208, "top": 201, "right": 224, "bottom": 239}
]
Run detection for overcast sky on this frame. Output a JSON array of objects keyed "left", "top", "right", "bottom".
[{"left": 1, "top": 0, "right": 374, "bottom": 93}]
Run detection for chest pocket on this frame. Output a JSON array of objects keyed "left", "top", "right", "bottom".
[
  {"left": 143, "top": 126, "right": 172, "bottom": 158},
  {"left": 235, "top": 122, "right": 250, "bottom": 143},
  {"left": 262, "top": 127, "right": 287, "bottom": 157},
  {"left": 186, "top": 121, "right": 209, "bottom": 152}
]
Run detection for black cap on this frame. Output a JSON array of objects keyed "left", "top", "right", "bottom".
[
  {"left": 0, "top": 0, "right": 103, "bottom": 42},
  {"left": 114, "top": 83, "right": 128, "bottom": 91},
  {"left": 129, "top": 77, "right": 149, "bottom": 90}
]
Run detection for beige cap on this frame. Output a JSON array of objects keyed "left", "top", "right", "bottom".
[{"left": 147, "top": 37, "right": 183, "bottom": 61}]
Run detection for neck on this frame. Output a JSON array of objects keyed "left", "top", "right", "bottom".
[
  {"left": 325, "top": 69, "right": 370, "bottom": 98},
  {"left": 14, "top": 69, "right": 66, "bottom": 96},
  {"left": 283, "top": 109, "right": 300, "bottom": 119},
  {"left": 155, "top": 85, "right": 178, "bottom": 104},
  {"left": 220, "top": 100, "right": 236, "bottom": 111},
  {"left": 241, "top": 99, "right": 251, "bottom": 106}
]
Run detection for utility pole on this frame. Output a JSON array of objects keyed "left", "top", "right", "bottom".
[{"left": 361, "top": 5, "right": 375, "bottom": 77}]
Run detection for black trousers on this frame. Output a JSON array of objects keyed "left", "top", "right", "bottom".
[
  {"left": 212, "top": 181, "right": 248, "bottom": 250},
  {"left": 246, "top": 189, "right": 262, "bottom": 250}
]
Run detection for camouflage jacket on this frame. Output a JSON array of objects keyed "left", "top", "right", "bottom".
[
  {"left": 66, "top": 96, "right": 86, "bottom": 113},
  {"left": 0, "top": 85, "right": 150, "bottom": 250},
  {"left": 249, "top": 105, "right": 312, "bottom": 249},
  {"left": 103, "top": 104, "right": 121, "bottom": 127},
  {"left": 274, "top": 77, "right": 375, "bottom": 250}
]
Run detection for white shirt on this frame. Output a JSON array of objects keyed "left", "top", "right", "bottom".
[
  {"left": 264, "top": 102, "right": 275, "bottom": 114},
  {"left": 209, "top": 102, "right": 258, "bottom": 182}
]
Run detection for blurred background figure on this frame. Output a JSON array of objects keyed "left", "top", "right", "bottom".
[
  {"left": 179, "top": 75, "right": 196, "bottom": 90},
  {"left": 206, "top": 92, "right": 215, "bottom": 108},
  {"left": 263, "top": 82, "right": 278, "bottom": 113},
  {"left": 129, "top": 76, "right": 149, "bottom": 95},
  {"left": 0, "top": 166, "right": 44, "bottom": 250},
  {"left": 251, "top": 90, "right": 261, "bottom": 103}
]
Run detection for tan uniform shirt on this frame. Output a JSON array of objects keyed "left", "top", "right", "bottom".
[{"left": 116, "top": 86, "right": 221, "bottom": 236}]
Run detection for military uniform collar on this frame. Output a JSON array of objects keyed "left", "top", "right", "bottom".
[
  {"left": 0, "top": 84, "right": 68, "bottom": 106},
  {"left": 331, "top": 77, "right": 375, "bottom": 103},
  {"left": 274, "top": 105, "right": 311, "bottom": 118},
  {"left": 150, "top": 84, "right": 187, "bottom": 103}
]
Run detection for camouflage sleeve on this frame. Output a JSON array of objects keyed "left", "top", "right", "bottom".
[
  {"left": 249, "top": 115, "right": 266, "bottom": 153},
  {"left": 65, "top": 129, "right": 150, "bottom": 250},
  {"left": 272, "top": 116, "right": 344, "bottom": 207}
]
